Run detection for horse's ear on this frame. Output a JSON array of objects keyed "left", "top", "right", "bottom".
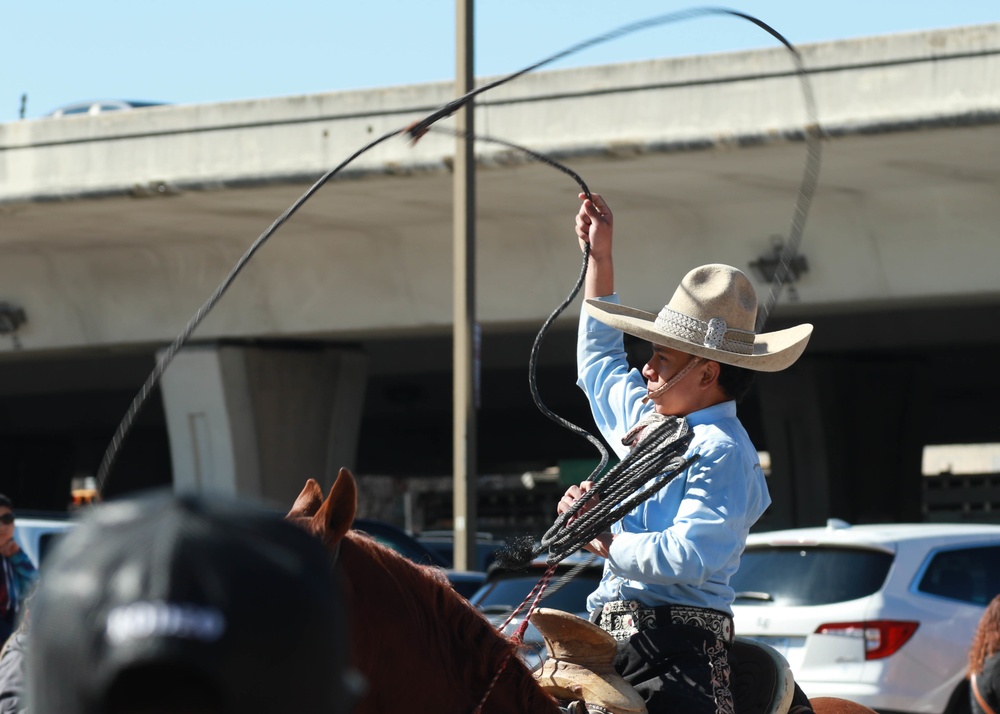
[
  {"left": 312, "top": 467, "right": 357, "bottom": 548},
  {"left": 287, "top": 478, "right": 325, "bottom": 519}
]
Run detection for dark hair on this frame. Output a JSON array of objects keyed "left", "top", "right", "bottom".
[
  {"left": 716, "top": 362, "right": 756, "bottom": 403},
  {"left": 0, "top": 495, "right": 12, "bottom": 511}
]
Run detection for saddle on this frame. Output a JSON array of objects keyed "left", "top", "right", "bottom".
[
  {"left": 530, "top": 607, "right": 796, "bottom": 714},
  {"left": 531, "top": 607, "right": 647, "bottom": 714}
]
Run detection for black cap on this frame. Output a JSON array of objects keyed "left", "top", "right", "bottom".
[{"left": 27, "top": 490, "right": 358, "bottom": 714}]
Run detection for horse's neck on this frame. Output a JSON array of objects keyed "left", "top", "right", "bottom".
[{"left": 341, "top": 535, "right": 562, "bottom": 714}]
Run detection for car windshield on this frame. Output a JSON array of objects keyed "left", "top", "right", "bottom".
[
  {"left": 471, "top": 569, "right": 601, "bottom": 615},
  {"left": 731, "top": 545, "right": 893, "bottom": 606}
]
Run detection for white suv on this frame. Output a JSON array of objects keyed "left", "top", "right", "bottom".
[{"left": 731, "top": 521, "right": 1000, "bottom": 714}]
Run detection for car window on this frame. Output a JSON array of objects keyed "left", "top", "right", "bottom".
[
  {"left": 418, "top": 540, "right": 502, "bottom": 571},
  {"left": 61, "top": 105, "right": 90, "bottom": 115},
  {"left": 448, "top": 573, "right": 487, "bottom": 600},
  {"left": 471, "top": 570, "right": 602, "bottom": 614},
  {"left": 731, "top": 546, "right": 893, "bottom": 606},
  {"left": 916, "top": 545, "right": 1000, "bottom": 605},
  {"left": 37, "top": 531, "right": 68, "bottom": 567}
]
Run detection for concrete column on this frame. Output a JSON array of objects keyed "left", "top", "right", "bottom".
[
  {"left": 756, "top": 361, "right": 832, "bottom": 530},
  {"left": 160, "top": 343, "right": 367, "bottom": 506},
  {"left": 758, "top": 356, "right": 927, "bottom": 528}
]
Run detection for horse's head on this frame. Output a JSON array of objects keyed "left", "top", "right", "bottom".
[{"left": 286, "top": 467, "right": 356, "bottom": 553}]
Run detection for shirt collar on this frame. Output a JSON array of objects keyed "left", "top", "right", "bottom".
[{"left": 685, "top": 400, "right": 737, "bottom": 427}]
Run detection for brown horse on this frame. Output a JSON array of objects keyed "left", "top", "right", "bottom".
[{"left": 288, "top": 468, "right": 877, "bottom": 714}]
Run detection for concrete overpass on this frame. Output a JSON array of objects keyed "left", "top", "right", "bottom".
[{"left": 1, "top": 23, "right": 998, "bottom": 527}]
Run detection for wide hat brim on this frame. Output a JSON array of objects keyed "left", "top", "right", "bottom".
[{"left": 585, "top": 299, "right": 812, "bottom": 373}]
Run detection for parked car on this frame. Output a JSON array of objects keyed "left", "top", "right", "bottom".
[
  {"left": 354, "top": 518, "right": 486, "bottom": 599},
  {"left": 443, "top": 570, "right": 489, "bottom": 600},
  {"left": 355, "top": 518, "right": 448, "bottom": 567},
  {"left": 417, "top": 530, "right": 506, "bottom": 571},
  {"left": 10, "top": 511, "right": 487, "bottom": 597},
  {"left": 46, "top": 99, "right": 167, "bottom": 118},
  {"left": 731, "top": 520, "right": 1000, "bottom": 714},
  {"left": 470, "top": 551, "right": 605, "bottom": 668}
]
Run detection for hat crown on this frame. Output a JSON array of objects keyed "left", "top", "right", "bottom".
[
  {"left": 582, "top": 262, "right": 812, "bottom": 372},
  {"left": 665, "top": 264, "right": 757, "bottom": 333}
]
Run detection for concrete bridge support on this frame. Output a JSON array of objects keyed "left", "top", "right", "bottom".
[
  {"left": 160, "top": 343, "right": 367, "bottom": 506},
  {"left": 758, "top": 357, "right": 927, "bottom": 528}
]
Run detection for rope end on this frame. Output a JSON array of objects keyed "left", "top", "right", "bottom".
[
  {"left": 404, "top": 119, "right": 430, "bottom": 145},
  {"left": 493, "top": 535, "right": 540, "bottom": 571},
  {"left": 511, "top": 617, "right": 531, "bottom": 644}
]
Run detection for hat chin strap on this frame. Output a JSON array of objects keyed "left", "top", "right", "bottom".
[{"left": 641, "top": 357, "right": 704, "bottom": 405}]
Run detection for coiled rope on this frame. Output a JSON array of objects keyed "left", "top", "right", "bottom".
[{"left": 540, "top": 417, "right": 698, "bottom": 564}]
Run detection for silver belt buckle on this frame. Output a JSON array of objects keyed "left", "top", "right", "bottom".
[{"left": 599, "top": 600, "right": 656, "bottom": 641}]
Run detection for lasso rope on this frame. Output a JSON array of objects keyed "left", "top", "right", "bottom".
[
  {"left": 52, "top": 8, "right": 823, "bottom": 713},
  {"left": 94, "top": 6, "right": 822, "bottom": 539},
  {"left": 541, "top": 417, "right": 698, "bottom": 564},
  {"left": 756, "top": 45, "right": 822, "bottom": 331}
]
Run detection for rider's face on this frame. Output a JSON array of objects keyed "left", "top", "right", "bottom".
[{"left": 641, "top": 344, "right": 705, "bottom": 416}]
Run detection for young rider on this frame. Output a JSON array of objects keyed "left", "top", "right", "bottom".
[{"left": 559, "top": 193, "right": 813, "bottom": 714}]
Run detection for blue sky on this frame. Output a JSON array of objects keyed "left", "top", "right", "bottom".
[{"left": 3, "top": 1, "right": 997, "bottom": 124}]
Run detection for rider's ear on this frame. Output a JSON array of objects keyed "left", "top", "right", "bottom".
[{"left": 701, "top": 360, "right": 721, "bottom": 388}]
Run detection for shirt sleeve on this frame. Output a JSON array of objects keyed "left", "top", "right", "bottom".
[
  {"left": 576, "top": 295, "right": 652, "bottom": 460},
  {"left": 605, "top": 438, "right": 749, "bottom": 586},
  {"left": 8, "top": 551, "right": 38, "bottom": 595}
]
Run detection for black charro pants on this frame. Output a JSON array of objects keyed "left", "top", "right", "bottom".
[{"left": 613, "top": 622, "right": 735, "bottom": 714}]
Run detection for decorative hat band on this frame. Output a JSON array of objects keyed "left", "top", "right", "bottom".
[{"left": 654, "top": 307, "right": 756, "bottom": 355}]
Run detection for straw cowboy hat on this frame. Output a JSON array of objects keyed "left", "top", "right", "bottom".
[{"left": 585, "top": 264, "right": 812, "bottom": 373}]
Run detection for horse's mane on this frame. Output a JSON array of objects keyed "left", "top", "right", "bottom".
[{"left": 342, "top": 529, "right": 548, "bottom": 707}]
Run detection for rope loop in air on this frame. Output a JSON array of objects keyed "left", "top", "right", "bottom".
[{"left": 95, "top": 6, "right": 822, "bottom": 525}]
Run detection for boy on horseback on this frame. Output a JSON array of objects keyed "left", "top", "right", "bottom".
[{"left": 558, "top": 193, "right": 813, "bottom": 714}]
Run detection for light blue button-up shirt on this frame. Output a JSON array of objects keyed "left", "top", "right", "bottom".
[{"left": 577, "top": 294, "right": 770, "bottom": 616}]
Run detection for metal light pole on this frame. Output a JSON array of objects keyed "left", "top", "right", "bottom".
[{"left": 452, "top": 0, "right": 477, "bottom": 572}]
